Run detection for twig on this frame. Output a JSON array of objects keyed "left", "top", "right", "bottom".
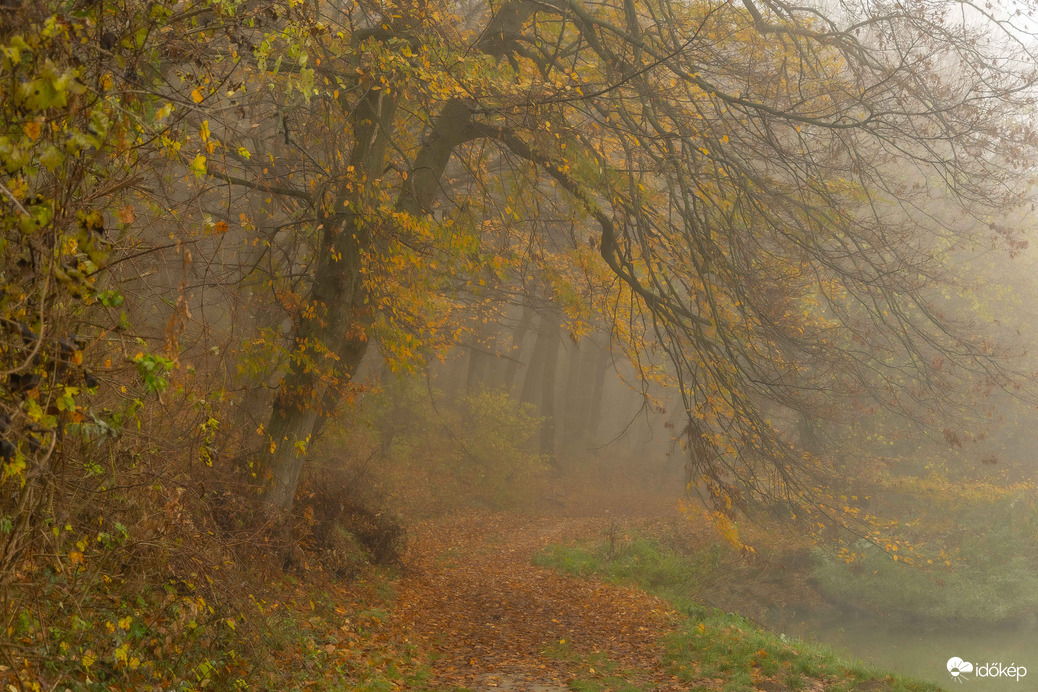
[{"left": 0, "top": 180, "right": 28, "bottom": 215}]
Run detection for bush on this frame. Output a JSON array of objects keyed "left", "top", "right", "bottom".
[
  {"left": 452, "top": 389, "right": 549, "bottom": 509},
  {"left": 299, "top": 465, "right": 408, "bottom": 575}
]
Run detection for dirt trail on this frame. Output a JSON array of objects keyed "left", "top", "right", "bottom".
[{"left": 389, "top": 512, "right": 686, "bottom": 691}]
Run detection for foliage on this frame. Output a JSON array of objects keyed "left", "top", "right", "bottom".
[
  {"left": 0, "top": 3, "right": 407, "bottom": 687},
  {"left": 1, "top": 0, "right": 1038, "bottom": 685},
  {"left": 452, "top": 388, "right": 550, "bottom": 507},
  {"left": 814, "top": 481, "right": 1038, "bottom": 625},
  {"left": 299, "top": 464, "right": 408, "bottom": 573},
  {"left": 171, "top": 0, "right": 1038, "bottom": 525},
  {"left": 0, "top": 1, "right": 250, "bottom": 686},
  {"left": 814, "top": 542, "right": 1038, "bottom": 626},
  {"left": 6, "top": 571, "right": 243, "bottom": 690},
  {"left": 253, "top": 577, "right": 431, "bottom": 691}
]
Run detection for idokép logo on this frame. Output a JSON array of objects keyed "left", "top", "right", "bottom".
[{"left": 947, "top": 656, "right": 1027, "bottom": 683}]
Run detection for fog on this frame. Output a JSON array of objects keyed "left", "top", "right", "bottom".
[{"left": 7, "top": 0, "right": 1038, "bottom": 688}]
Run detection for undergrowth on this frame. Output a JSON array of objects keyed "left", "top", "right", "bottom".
[{"left": 326, "top": 379, "right": 550, "bottom": 515}]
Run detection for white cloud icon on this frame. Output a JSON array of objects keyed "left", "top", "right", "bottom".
[{"left": 948, "top": 657, "right": 974, "bottom": 677}]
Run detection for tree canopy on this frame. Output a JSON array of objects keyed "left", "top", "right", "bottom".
[
  {"left": 3, "top": 0, "right": 1038, "bottom": 535},
  {"left": 211, "top": 0, "right": 1038, "bottom": 520}
]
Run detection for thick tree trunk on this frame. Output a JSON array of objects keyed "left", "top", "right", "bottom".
[
  {"left": 562, "top": 346, "right": 589, "bottom": 446},
  {"left": 261, "top": 0, "right": 532, "bottom": 516},
  {"left": 263, "top": 85, "right": 392, "bottom": 514},
  {"left": 263, "top": 97, "right": 477, "bottom": 516},
  {"left": 519, "top": 311, "right": 561, "bottom": 459},
  {"left": 261, "top": 224, "right": 372, "bottom": 511},
  {"left": 572, "top": 343, "right": 599, "bottom": 442}
]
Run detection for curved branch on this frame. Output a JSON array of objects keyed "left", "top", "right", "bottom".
[
  {"left": 208, "top": 168, "right": 313, "bottom": 202},
  {"left": 474, "top": 122, "right": 711, "bottom": 329}
]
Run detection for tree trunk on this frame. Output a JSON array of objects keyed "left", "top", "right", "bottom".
[
  {"left": 559, "top": 342, "right": 583, "bottom": 452},
  {"left": 263, "top": 85, "right": 392, "bottom": 514},
  {"left": 261, "top": 0, "right": 535, "bottom": 515},
  {"left": 465, "top": 323, "right": 490, "bottom": 394},
  {"left": 538, "top": 315, "right": 561, "bottom": 462},
  {"left": 520, "top": 318, "right": 548, "bottom": 408},
  {"left": 496, "top": 305, "right": 532, "bottom": 392},
  {"left": 263, "top": 97, "right": 477, "bottom": 516},
  {"left": 585, "top": 345, "right": 610, "bottom": 444},
  {"left": 262, "top": 215, "right": 375, "bottom": 510}
]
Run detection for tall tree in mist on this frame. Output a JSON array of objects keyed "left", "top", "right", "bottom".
[{"left": 186, "top": 0, "right": 1038, "bottom": 518}]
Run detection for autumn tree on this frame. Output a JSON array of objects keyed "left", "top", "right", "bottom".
[{"left": 179, "top": 0, "right": 1038, "bottom": 521}]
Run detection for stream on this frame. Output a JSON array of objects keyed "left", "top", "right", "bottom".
[{"left": 781, "top": 616, "right": 1037, "bottom": 690}]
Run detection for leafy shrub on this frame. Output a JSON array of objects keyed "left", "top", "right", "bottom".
[{"left": 452, "top": 389, "right": 548, "bottom": 508}]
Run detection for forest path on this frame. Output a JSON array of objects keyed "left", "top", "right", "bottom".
[{"left": 388, "top": 511, "right": 687, "bottom": 691}]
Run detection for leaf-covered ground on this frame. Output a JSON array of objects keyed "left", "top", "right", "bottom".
[{"left": 391, "top": 513, "right": 683, "bottom": 690}]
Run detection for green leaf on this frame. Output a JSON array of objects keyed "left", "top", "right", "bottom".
[{"left": 39, "top": 145, "right": 62, "bottom": 171}]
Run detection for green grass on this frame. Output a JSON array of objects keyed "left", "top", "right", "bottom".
[
  {"left": 535, "top": 535, "right": 942, "bottom": 692},
  {"left": 532, "top": 535, "right": 723, "bottom": 610}
]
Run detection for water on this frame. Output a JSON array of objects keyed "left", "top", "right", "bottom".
[{"left": 783, "top": 616, "right": 1038, "bottom": 690}]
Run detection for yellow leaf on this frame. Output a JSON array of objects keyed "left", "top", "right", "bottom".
[
  {"left": 190, "top": 154, "right": 207, "bottom": 178},
  {"left": 191, "top": 88, "right": 204, "bottom": 103}
]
